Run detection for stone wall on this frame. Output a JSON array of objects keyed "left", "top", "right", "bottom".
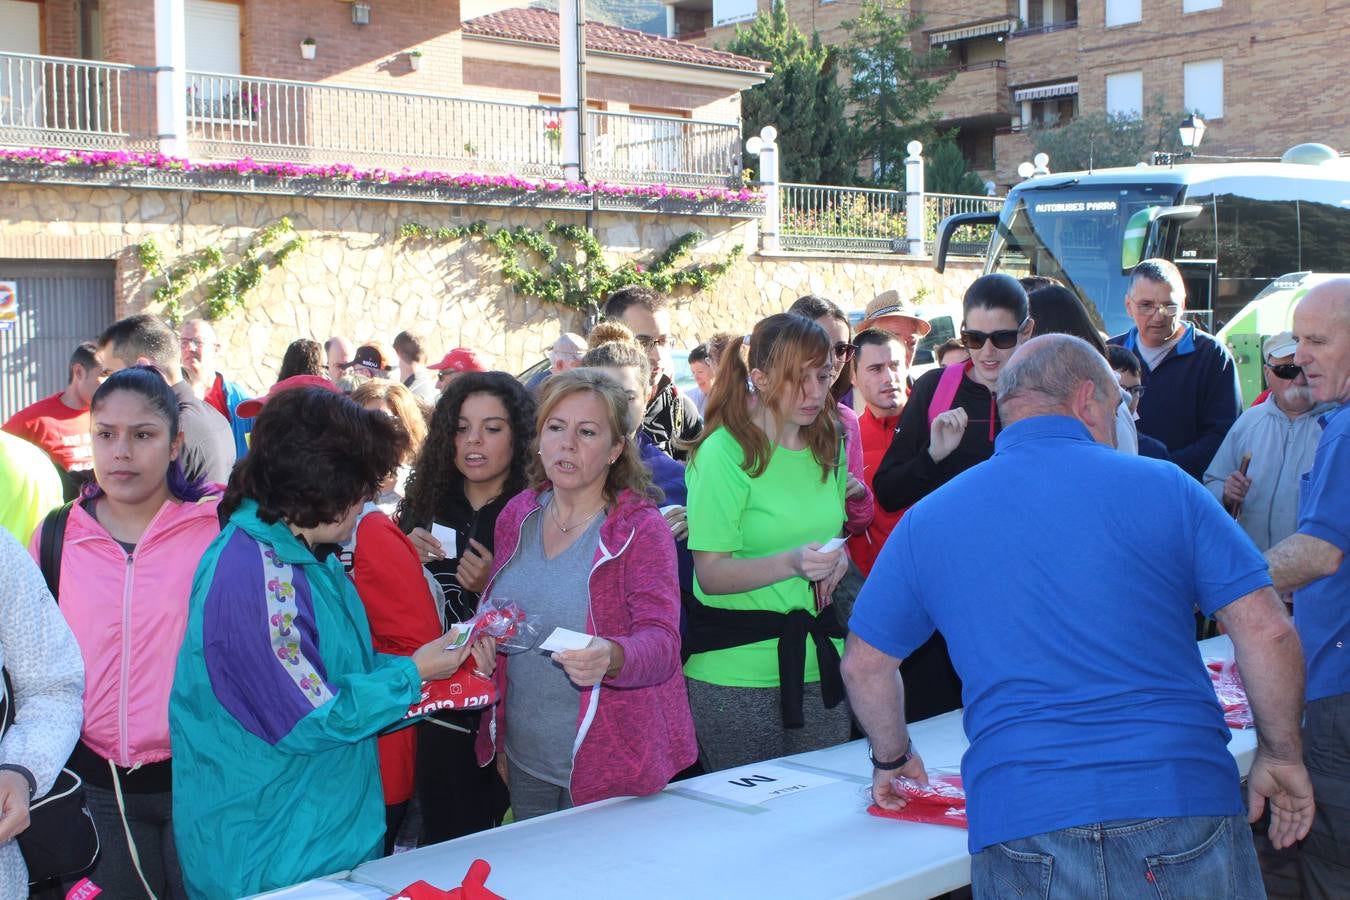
[{"left": 0, "top": 181, "right": 981, "bottom": 395}]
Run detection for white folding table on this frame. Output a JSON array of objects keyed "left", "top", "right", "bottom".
[{"left": 258, "top": 636, "right": 1256, "bottom": 899}]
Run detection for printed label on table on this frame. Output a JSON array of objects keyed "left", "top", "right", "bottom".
[{"left": 681, "top": 762, "right": 838, "bottom": 806}]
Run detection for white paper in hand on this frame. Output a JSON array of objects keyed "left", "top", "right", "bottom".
[
  {"left": 538, "top": 627, "right": 593, "bottom": 653},
  {"left": 429, "top": 523, "right": 458, "bottom": 556},
  {"left": 818, "top": 536, "right": 846, "bottom": 553}
]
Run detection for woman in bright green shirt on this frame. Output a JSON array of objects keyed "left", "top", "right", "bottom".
[{"left": 684, "top": 313, "right": 853, "bottom": 771}]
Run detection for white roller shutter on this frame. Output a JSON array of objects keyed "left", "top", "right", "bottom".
[
  {"left": 0, "top": 0, "right": 42, "bottom": 54},
  {"left": 185, "top": 0, "right": 242, "bottom": 74}
]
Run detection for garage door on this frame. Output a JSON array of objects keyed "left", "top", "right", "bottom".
[{"left": 0, "top": 260, "right": 116, "bottom": 422}]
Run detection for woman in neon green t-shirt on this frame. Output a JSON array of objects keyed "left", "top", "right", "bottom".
[{"left": 684, "top": 313, "right": 853, "bottom": 771}]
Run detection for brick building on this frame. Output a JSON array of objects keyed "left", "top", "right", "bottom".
[
  {"left": 666, "top": 0, "right": 1350, "bottom": 188},
  {"left": 0, "top": 0, "right": 768, "bottom": 419}
]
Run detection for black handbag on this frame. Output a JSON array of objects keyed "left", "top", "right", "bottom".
[
  {"left": 0, "top": 501, "right": 101, "bottom": 885},
  {"left": 0, "top": 671, "right": 100, "bottom": 885}
]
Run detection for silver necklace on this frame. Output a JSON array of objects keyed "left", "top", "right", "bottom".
[{"left": 550, "top": 500, "right": 605, "bottom": 534}]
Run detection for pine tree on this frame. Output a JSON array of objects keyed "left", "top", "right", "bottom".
[
  {"left": 726, "top": 1, "right": 855, "bottom": 185},
  {"left": 924, "top": 138, "right": 988, "bottom": 195},
  {"left": 844, "top": 0, "right": 952, "bottom": 187}
]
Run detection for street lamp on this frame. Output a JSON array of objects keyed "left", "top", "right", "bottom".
[
  {"left": 1153, "top": 115, "right": 1205, "bottom": 166},
  {"left": 1178, "top": 114, "right": 1206, "bottom": 152}
]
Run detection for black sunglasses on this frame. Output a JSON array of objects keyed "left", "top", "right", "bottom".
[
  {"left": 1268, "top": 363, "right": 1302, "bottom": 380},
  {"left": 961, "top": 317, "right": 1028, "bottom": 351},
  {"left": 832, "top": 341, "right": 856, "bottom": 363}
]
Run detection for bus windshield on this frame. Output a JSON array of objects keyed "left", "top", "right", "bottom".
[{"left": 987, "top": 182, "right": 1184, "bottom": 336}]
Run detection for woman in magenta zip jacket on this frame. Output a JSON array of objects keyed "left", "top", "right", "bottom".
[{"left": 473, "top": 369, "right": 696, "bottom": 817}]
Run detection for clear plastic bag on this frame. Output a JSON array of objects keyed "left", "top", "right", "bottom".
[
  {"left": 1206, "top": 657, "right": 1253, "bottom": 729},
  {"left": 865, "top": 769, "right": 968, "bottom": 829},
  {"left": 462, "top": 596, "right": 541, "bottom": 655}
]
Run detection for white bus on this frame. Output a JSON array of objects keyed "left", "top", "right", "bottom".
[{"left": 935, "top": 156, "right": 1350, "bottom": 337}]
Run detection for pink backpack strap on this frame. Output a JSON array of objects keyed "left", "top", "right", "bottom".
[{"left": 927, "top": 362, "right": 970, "bottom": 427}]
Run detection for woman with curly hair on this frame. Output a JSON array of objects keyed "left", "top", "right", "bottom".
[
  {"left": 399, "top": 371, "right": 536, "bottom": 842},
  {"left": 169, "top": 387, "right": 486, "bottom": 898},
  {"left": 474, "top": 369, "right": 696, "bottom": 820},
  {"left": 277, "top": 338, "right": 327, "bottom": 382}
]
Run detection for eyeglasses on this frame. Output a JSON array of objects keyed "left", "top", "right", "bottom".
[
  {"left": 1268, "top": 363, "right": 1303, "bottom": 380},
  {"left": 961, "top": 318, "right": 1028, "bottom": 351},
  {"left": 1124, "top": 384, "right": 1146, "bottom": 399},
  {"left": 832, "top": 342, "right": 855, "bottom": 363},
  {"left": 634, "top": 334, "right": 673, "bottom": 350},
  {"left": 1133, "top": 301, "right": 1180, "bottom": 318}
]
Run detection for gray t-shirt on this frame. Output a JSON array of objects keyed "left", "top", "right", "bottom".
[
  {"left": 171, "top": 380, "right": 236, "bottom": 485},
  {"left": 500, "top": 499, "right": 601, "bottom": 787}
]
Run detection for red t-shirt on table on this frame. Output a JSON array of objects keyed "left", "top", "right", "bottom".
[
  {"left": 2, "top": 393, "right": 92, "bottom": 473},
  {"left": 848, "top": 405, "right": 905, "bottom": 577}
]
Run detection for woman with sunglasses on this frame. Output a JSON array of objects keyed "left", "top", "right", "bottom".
[
  {"left": 872, "top": 274, "right": 1032, "bottom": 721},
  {"left": 788, "top": 295, "right": 873, "bottom": 537}
]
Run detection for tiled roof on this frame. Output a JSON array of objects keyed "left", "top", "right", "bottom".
[{"left": 463, "top": 8, "right": 769, "bottom": 74}]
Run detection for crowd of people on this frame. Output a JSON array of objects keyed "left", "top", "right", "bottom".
[{"left": 0, "top": 266, "right": 1345, "bottom": 900}]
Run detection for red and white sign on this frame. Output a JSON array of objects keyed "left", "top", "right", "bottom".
[{"left": 0, "top": 281, "right": 16, "bottom": 330}]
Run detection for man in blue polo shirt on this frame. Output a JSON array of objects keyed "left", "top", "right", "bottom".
[
  {"left": 1265, "top": 279, "right": 1350, "bottom": 899},
  {"left": 1108, "top": 259, "right": 1242, "bottom": 479},
  {"left": 842, "top": 334, "right": 1312, "bottom": 899}
]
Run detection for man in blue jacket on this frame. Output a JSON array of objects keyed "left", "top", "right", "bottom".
[{"left": 1108, "top": 259, "right": 1241, "bottom": 479}]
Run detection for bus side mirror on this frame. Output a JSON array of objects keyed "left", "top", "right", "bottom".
[
  {"left": 1122, "top": 205, "right": 1202, "bottom": 271},
  {"left": 935, "top": 211, "right": 1000, "bottom": 272}
]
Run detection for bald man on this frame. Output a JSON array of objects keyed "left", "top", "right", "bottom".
[
  {"left": 1265, "top": 279, "right": 1350, "bottom": 898},
  {"left": 180, "top": 318, "right": 252, "bottom": 456},
  {"left": 844, "top": 334, "right": 1310, "bottom": 899}
]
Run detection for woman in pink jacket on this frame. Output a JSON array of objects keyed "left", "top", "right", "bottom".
[
  {"left": 475, "top": 368, "right": 696, "bottom": 819},
  {"left": 32, "top": 366, "right": 220, "bottom": 898}
]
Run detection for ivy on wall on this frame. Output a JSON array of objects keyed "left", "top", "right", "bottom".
[
  {"left": 137, "top": 217, "right": 307, "bottom": 324},
  {"left": 398, "top": 220, "right": 742, "bottom": 313}
]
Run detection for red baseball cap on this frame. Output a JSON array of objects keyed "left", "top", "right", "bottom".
[
  {"left": 236, "top": 374, "right": 341, "bottom": 418},
  {"left": 429, "top": 348, "right": 488, "bottom": 373}
]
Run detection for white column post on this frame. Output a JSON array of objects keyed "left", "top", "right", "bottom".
[
  {"left": 904, "top": 140, "right": 925, "bottom": 257},
  {"left": 560, "top": 0, "right": 585, "bottom": 181},
  {"left": 154, "top": 0, "right": 188, "bottom": 158},
  {"left": 746, "top": 126, "right": 779, "bottom": 252}
]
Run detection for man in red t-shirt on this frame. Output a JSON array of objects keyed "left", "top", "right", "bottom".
[
  {"left": 180, "top": 318, "right": 251, "bottom": 457},
  {"left": 3, "top": 340, "right": 105, "bottom": 479},
  {"left": 848, "top": 329, "right": 909, "bottom": 576}
]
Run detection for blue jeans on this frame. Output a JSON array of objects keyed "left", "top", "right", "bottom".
[{"left": 972, "top": 814, "right": 1264, "bottom": 899}]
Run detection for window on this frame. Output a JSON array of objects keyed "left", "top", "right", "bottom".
[
  {"left": 1184, "top": 59, "right": 1223, "bottom": 119},
  {"left": 184, "top": 0, "right": 242, "bottom": 75},
  {"left": 1183, "top": 0, "right": 1221, "bottom": 11},
  {"left": 712, "top": 0, "right": 757, "bottom": 27},
  {"left": 1104, "top": 0, "right": 1141, "bottom": 27},
  {"left": 1105, "top": 71, "right": 1142, "bottom": 116},
  {"left": 0, "top": 0, "right": 41, "bottom": 54}
]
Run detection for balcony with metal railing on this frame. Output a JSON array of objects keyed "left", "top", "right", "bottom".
[
  {"left": 0, "top": 52, "right": 157, "bottom": 153},
  {"left": 0, "top": 52, "right": 744, "bottom": 191}
]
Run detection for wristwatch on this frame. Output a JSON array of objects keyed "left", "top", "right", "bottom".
[{"left": 869, "top": 738, "right": 914, "bottom": 771}]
